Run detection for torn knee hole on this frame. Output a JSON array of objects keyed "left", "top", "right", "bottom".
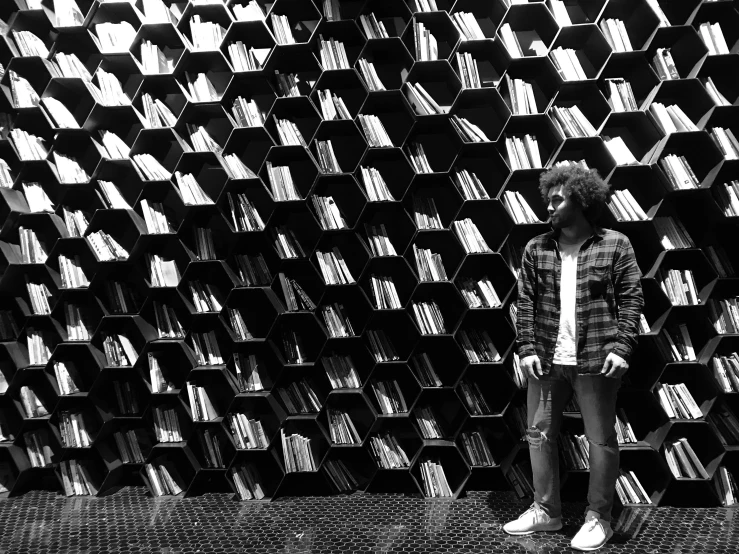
[{"left": 526, "top": 428, "right": 547, "bottom": 449}]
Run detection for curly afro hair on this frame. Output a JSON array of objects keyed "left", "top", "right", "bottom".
[{"left": 538, "top": 164, "right": 610, "bottom": 223}]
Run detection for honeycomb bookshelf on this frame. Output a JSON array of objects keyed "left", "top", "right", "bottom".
[{"left": 0, "top": 0, "right": 737, "bottom": 507}]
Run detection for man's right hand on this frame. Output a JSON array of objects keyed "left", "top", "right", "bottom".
[{"left": 521, "top": 354, "right": 543, "bottom": 380}]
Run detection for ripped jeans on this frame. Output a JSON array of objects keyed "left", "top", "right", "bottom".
[{"left": 526, "top": 363, "right": 621, "bottom": 522}]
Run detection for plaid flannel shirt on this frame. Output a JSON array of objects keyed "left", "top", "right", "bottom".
[{"left": 515, "top": 225, "right": 644, "bottom": 375}]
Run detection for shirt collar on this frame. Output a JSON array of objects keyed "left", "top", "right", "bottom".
[{"left": 545, "top": 224, "right": 605, "bottom": 245}]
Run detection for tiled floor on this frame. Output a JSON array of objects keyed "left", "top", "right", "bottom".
[{"left": 0, "top": 487, "right": 736, "bottom": 553}]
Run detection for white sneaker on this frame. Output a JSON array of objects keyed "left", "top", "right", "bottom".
[
  {"left": 570, "top": 516, "right": 614, "bottom": 551},
  {"left": 502, "top": 504, "right": 563, "bottom": 536}
]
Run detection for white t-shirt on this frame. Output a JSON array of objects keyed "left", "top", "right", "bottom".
[{"left": 553, "top": 239, "right": 586, "bottom": 365}]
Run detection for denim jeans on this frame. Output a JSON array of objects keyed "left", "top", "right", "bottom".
[{"left": 526, "top": 363, "right": 621, "bottom": 522}]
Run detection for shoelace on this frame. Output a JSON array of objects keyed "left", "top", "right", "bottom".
[
  {"left": 584, "top": 518, "right": 602, "bottom": 533},
  {"left": 523, "top": 505, "right": 548, "bottom": 523}
]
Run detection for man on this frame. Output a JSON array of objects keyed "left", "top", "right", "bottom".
[{"left": 502, "top": 165, "right": 644, "bottom": 551}]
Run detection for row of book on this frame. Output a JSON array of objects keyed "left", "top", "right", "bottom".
[
  {"left": 664, "top": 437, "right": 709, "bottom": 479},
  {"left": 708, "top": 298, "right": 739, "bottom": 335},
  {"left": 712, "top": 352, "right": 739, "bottom": 394},
  {"left": 657, "top": 268, "right": 700, "bottom": 306},
  {"left": 655, "top": 382, "right": 703, "bottom": 420},
  {"left": 654, "top": 324, "right": 696, "bottom": 363}
]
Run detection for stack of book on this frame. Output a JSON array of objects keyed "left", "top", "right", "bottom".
[
  {"left": 274, "top": 71, "right": 303, "bottom": 97},
  {"left": 550, "top": 105, "right": 597, "bottom": 138},
  {"left": 405, "top": 82, "right": 444, "bottom": 115},
  {"left": 144, "top": 461, "right": 185, "bottom": 496},
  {"left": 321, "top": 303, "right": 356, "bottom": 338},
  {"left": 233, "top": 1, "right": 267, "bottom": 22},
  {"left": 371, "top": 379, "right": 407, "bottom": 414},
  {"left": 708, "top": 298, "right": 739, "bottom": 334},
  {"left": 707, "top": 404, "right": 739, "bottom": 445},
  {"left": 704, "top": 76, "right": 732, "bottom": 107},
  {"left": 654, "top": 216, "right": 694, "bottom": 250},
  {"left": 281, "top": 327, "right": 307, "bottom": 364},
  {"left": 147, "top": 253, "right": 181, "bottom": 287},
  {"left": 405, "top": 141, "right": 433, "bottom": 173},
  {"left": 413, "top": 21, "right": 438, "bottom": 61},
  {"left": 26, "top": 281, "right": 52, "bottom": 314},
  {"left": 10, "top": 129, "right": 48, "bottom": 160},
  {"left": 233, "top": 253, "right": 271, "bottom": 286},
  {"left": 20, "top": 183, "right": 51, "bottom": 214},
  {"left": 460, "top": 430, "right": 495, "bottom": 466},
  {"left": 357, "top": 114, "right": 393, "bottom": 147},
  {"left": 278, "top": 273, "right": 316, "bottom": 311},
  {"left": 607, "top": 188, "right": 648, "bottom": 221},
  {"left": 153, "top": 405, "right": 183, "bottom": 442},
  {"left": 230, "top": 464, "right": 265, "bottom": 500},
  {"left": 357, "top": 58, "right": 385, "bottom": 91},
  {"left": 102, "top": 333, "right": 138, "bottom": 366},
  {"left": 281, "top": 429, "right": 317, "bottom": 473},
  {"left": 174, "top": 172, "right": 214, "bottom": 205},
  {"left": 266, "top": 161, "right": 301, "bottom": 200},
  {"left": 113, "top": 380, "right": 140, "bottom": 415},
  {"left": 312, "top": 195, "right": 347, "bottom": 230},
  {"left": 186, "top": 383, "right": 218, "bottom": 421},
  {"left": 663, "top": 437, "right": 709, "bottom": 479},
  {"left": 459, "top": 380, "right": 491, "bottom": 415},
  {"left": 504, "top": 75, "right": 537, "bottom": 114},
  {"left": 657, "top": 268, "right": 699, "bottom": 305},
  {"left": 148, "top": 353, "right": 176, "bottom": 393},
  {"left": 41, "top": 97, "right": 78, "bottom": 128},
  {"left": 140, "top": 93, "right": 177, "bottom": 128},
  {"left": 234, "top": 353, "right": 269, "bottom": 392},
  {"left": 458, "top": 328, "right": 501, "bottom": 363},
  {"left": 182, "top": 72, "right": 220, "bottom": 102},
  {"left": 511, "top": 353, "right": 527, "bottom": 389},
  {"left": 228, "top": 193, "right": 265, "bottom": 233},
  {"left": 655, "top": 382, "right": 703, "bottom": 420},
  {"left": 59, "top": 411, "right": 92, "bottom": 447},
  {"left": 51, "top": 52, "right": 92, "bottom": 80},
  {"left": 94, "top": 21, "right": 136, "bottom": 52},
  {"left": 453, "top": 218, "right": 493, "bottom": 253},
  {"left": 9, "top": 70, "right": 39, "bottom": 108},
  {"left": 315, "top": 140, "right": 342, "bottom": 173},
  {"left": 324, "top": 459, "right": 359, "bottom": 492},
  {"left": 191, "top": 331, "right": 225, "bottom": 365},
  {"left": 605, "top": 78, "right": 638, "bottom": 111},
  {"left": 328, "top": 408, "right": 360, "bottom": 444},
  {"left": 277, "top": 379, "right": 321, "bottom": 414},
  {"left": 499, "top": 23, "right": 524, "bottom": 58},
  {"left": 411, "top": 300, "right": 446, "bottom": 334},
  {"left": 322, "top": 0, "right": 341, "bottom": 21},
  {"left": 91, "top": 70, "right": 131, "bottom": 106},
  {"left": 550, "top": 47, "right": 587, "bottom": 80},
  {"left": 507, "top": 463, "right": 535, "bottom": 499},
  {"left": 231, "top": 97, "right": 264, "bottom": 127},
  {"left": 413, "top": 195, "right": 443, "bottom": 229},
  {"left": 455, "top": 52, "right": 481, "bottom": 88},
  {"left": 228, "top": 307, "right": 253, "bottom": 341},
  {"left": 648, "top": 102, "right": 699, "bottom": 134},
  {"left": 413, "top": 244, "right": 447, "bottom": 281},
  {"left": 415, "top": 405, "right": 443, "bottom": 438},
  {"left": 20, "top": 386, "right": 49, "bottom": 418},
  {"left": 271, "top": 14, "right": 297, "bottom": 45},
  {"left": 367, "top": 330, "right": 399, "bottom": 362},
  {"left": 410, "top": 352, "right": 442, "bottom": 387},
  {"left": 599, "top": 19, "right": 633, "bottom": 52},
  {"left": 504, "top": 135, "right": 542, "bottom": 169},
  {"left": 60, "top": 460, "right": 98, "bottom": 496},
  {"left": 12, "top": 30, "right": 50, "bottom": 57},
  {"left": 139, "top": 40, "right": 174, "bottom": 74},
  {"left": 451, "top": 12, "right": 485, "bottom": 40},
  {"left": 615, "top": 408, "right": 637, "bottom": 444},
  {"left": 104, "top": 280, "right": 140, "bottom": 313},
  {"left": 419, "top": 459, "right": 453, "bottom": 497},
  {"left": 197, "top": 428, "right": 225, "bottom": 468},
  {"left": 715, "top": 181, "right": 739, "bottom": 217},
  {"left": 560, "top": 432, "right": 590, "bottom": 470},
  {"left": 193, "top": 228, "right": 217, "bottom": 260},
  {"left": 99, "top": 130, "right": 130, "bottom": 159},
  {"left": 317, "top": 89, "right": 351, "bottom": 120},
  {"left": 222, "top": 154, "right": 257, "bottom": 179},
  {"left": 652, "top": 48, "right": 680, "bottom": 80},
  {"left": 659, "top": 154, "right": 699, "bottom": 190},
  {"left": 711, "top": 128, "right": 739, "bottom": 160},
  {"left": 360, "top": 166, "right": 395, "bottom": 201},
  {"left": 458, "top": 276, "right": 501, "bottom": 309},
  {"left": 0, "top": 160, "right": 13, "bottom": 187},
  {"left": 369, "top": 432, "right": 410, "bottom": 468},
  {"left": 133, "top": 154, "right": 172, "bottom": 181},
  {"left": 369, "top": 274, "right": 402, "bottom": 309},
  {"left": 187, "top": 124, "right": 223, "bottom": 153},
  {"left": 713, "top": 466, "right": 738, "bottom": 506},
  {"left": 711, "top": 352, "right": 739, "bottom": 393},
  {"left": 27, "top": 330, "right": 52, "bottom": 365},
  {"left": 452, "top": 168, "right": 488, "bottom": 199},
  {"left": 616, "top": 469, "right": 651, "bottom": 505},
  {"left": 25, "top": 431, "right": 53, "bottom": 468},
  {"left": 364, "top": 224, "right": 397, "bottom": 256},
  {"left": 322, "top": 353, "right": 361, "bottom": 389},
  {"left": 140, "top": 200, "right": 174, "bottom": 234},
  {"left": 699, "top": 22, "right": 730, "bottom": 56},
  {"left": 53, "top": 0, "right": 86, "bottom": 27},
  {"left": 273, "top": 116, "right": 308, "bottom": 146},
  {"left": 451, "top": 115, "right": 490, "bottom": 142},
  {"left": 114, "top": 430, "right": 145, "bottom": 464},
  {"left": 189, "top": 15, "right": 226, "bottom": 50},
  {"left": 53, "top": 152, "right": 89, "bottom": 184},
  {"left": 655, "top": 323, "right": 696, "bottom": 362},
  {"left": 318, "top": 35, "right": 350, "bottom": 69},
  {"left": 226, "top": 413, "right": 268, "bottom": 449},
  {"left": 502, "top": 190, "right": 542, "bottom": 224},
  {"left": 316, "top": 248, "right": 355, "bottom": 285},
  {"left": 358, "top": 14, "right": 389, "bottom": 39},
  {"left": 187, "top": 280, "right": 223, "bottom": 313}
]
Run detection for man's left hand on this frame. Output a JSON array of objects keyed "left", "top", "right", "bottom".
[{"left": 601, "top": 352, "right": 628, "bottom": 378}]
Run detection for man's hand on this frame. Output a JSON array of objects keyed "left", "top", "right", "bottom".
[
  {"left": 521, "top": 354, "right": 543, "bottom": 380},
  {"left": 601, "top": 352, "right": 628, "bottom": 378}
]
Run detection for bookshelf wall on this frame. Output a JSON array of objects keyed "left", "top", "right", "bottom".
[{"left": 0, "top": 0, "right": 738, "bottom": 506}]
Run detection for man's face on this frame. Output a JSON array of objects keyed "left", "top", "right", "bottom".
[{"left": 547, "top": 184, "right": 578, "bottom": 229}]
